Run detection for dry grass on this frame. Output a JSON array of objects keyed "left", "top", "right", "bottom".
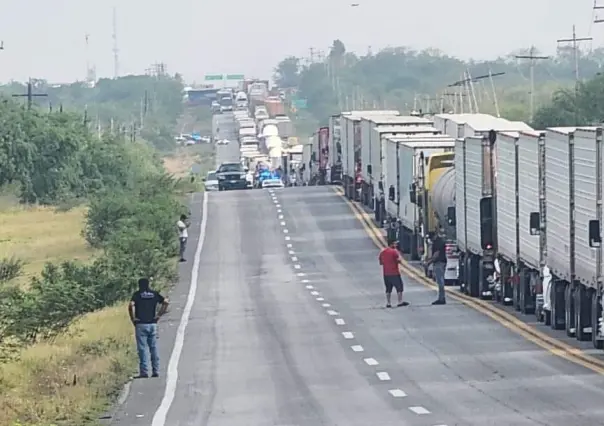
[
  {"left": 0, "top": 205, "right": 96, "bottom": 286},
  {"left": 0, "top": 305, "right": 136, "bottom": 426},
  {"left": 0, "top": 199, "right": 135, "bottom": 426},
  {"left": 163, "top": 144, "right": 215, "bottom": 178}
]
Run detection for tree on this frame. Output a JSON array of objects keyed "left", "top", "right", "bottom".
[
  {"left": 274, "top": 39, "right": 603, "bottom": 126},
  {"left": 274, "top": 56, "right": 301, "bottom": 88}
]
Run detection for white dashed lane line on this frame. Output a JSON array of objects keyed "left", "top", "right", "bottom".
[
  {"left": 408, "top": 407, "right": 430, "bottom": 415},
  {"left": 277, "top": 199, "right": 441, "bottom": 421},
  {"left": 376, "top": 372, "right": 391, "bottom": 381}
]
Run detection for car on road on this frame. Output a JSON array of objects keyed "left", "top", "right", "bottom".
[
  {"left": 216, "top": 162, "right": 248, "bottom": 191},
  {"left": 203, "top": 171, "right": 219, "bottom": 191},
  {"left": 261, "top": 178, "right": 284, "bottom": 189},
  {"left": 220, "top": 105, "right": 233, "bottom": 113},
  {"left": 211, "top": 101, "right": 221, "bottom": 113},
  {"left": 216, "top": 139, "right": 230, "bottom": 145}
]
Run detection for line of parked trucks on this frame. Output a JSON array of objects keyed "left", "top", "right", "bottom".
[
  {"left": 213, "top": 79, "right": 298, "bottom": 187},
  {"left": 319, "top": 110, "right": 604, "bottom": 350}
]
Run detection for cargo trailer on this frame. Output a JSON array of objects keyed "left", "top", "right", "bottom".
[
  {"left": 328, "top": 114, "right": 343, "bottom": 183},
  {"left": 340, "top": 111, "right": 399, "bottom": 200},
  {"left": 382, "top": 136, "right": 454, "bottom": 260},
  {"left": 491, "top": 130, "right": 546, "bottom": 310},
  {"left": 369, "top": 126, "right": 442, "bottom": 225},
  {"left": 359, "top": 115, "right": 435, "bottom": 210}
]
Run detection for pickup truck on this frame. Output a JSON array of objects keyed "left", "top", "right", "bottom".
[{"left": 216, "top": 162, "right": 248, "bottom": 191}]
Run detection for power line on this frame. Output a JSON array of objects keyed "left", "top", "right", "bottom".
[{"left": 515, "top": 46, "right": 550, "bottom": 123}]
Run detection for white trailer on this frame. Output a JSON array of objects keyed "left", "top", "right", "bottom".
[
  {"left": 340, "top": 110, "right": 399, "bottom": 199},
  {"left": 383, "top": 136, "right": 455, "bottom": 260},
  {"left": 491, "top": 130, "right": 546, "bottom": 310},
  {"left": 537, "top": 126, "right": 604, "bottom": 345}
]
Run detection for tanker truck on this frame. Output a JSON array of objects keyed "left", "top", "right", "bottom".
[{"left": 411, "top": 151, "right": 459, "bottom": 285}]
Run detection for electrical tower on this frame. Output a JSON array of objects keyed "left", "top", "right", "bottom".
[
  {"left": 515, "top": 46, "right": 549, "bottom": 123},
  {"left": 112, "top": 7, "right": 119, "bottom": 78}
]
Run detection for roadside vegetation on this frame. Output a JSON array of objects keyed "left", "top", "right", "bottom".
[{"left": 0, "top": 72, "right": 195, "bottom": 425}]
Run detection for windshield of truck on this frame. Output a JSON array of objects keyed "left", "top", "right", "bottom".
[
  {"left": 220, "top": 97, "right": 233, "bottom": 106},
  {"left": 218, "top": 164, "right": 243, "bottom": 173}
]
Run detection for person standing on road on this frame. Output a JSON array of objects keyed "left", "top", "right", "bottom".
[
  {"left": 128, "top": 278, "right": 169, "bottom": 378},
  {"left": 426, "top": 231, "right": 447, "bottom": 305},
  {"left": 177, "top": 214, "right": 189, "bottom": 262},
  {"left": 379, "top": 239, "right": 409, "bottom": 308}
]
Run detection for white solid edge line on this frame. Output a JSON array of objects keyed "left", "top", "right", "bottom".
[
  {"left": 376, "top": 372, "right": 391, "bottom": 381},
  {"left": 351, "top": 345, "right": 364, "bottom": 352},
  {"left": 151, "top": 191, "right": 208, "bottom": 426},
  {"left": 388, "top": 389, "right": 407, "bottom": 397},
  {"left": 335, "top": 318, "right": 345, "bottom": 325},
  {"left": 408, "top": 406, "right": 430, "bottom": 415},
  {"left": 364, "top": 358, "right": 379, "bottom": 366}
]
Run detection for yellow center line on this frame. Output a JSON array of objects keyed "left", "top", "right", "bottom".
[{"left": 331, "top": 186, "right": 604, "bottom": 375}]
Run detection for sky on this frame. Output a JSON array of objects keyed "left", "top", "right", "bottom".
[{"left": 0, "top": 0, "right": 600, "bottom": 84}]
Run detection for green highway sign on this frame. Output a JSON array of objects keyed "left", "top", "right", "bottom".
[
  {"left": 292, "top": 99, "right": 308, "bottom": 109},
  {"left": 204, "top": 74, "right": 223, "bottom": 81},
  {"left": 226, "top": 74, "right": 244, "bottom": 80}
]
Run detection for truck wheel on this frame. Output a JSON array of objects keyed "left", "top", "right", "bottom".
[
  {"left": 565, "top": 284, "right": 576, "bottom": 337},
  {"left": 467, "top": 256, "right": 479, "bottom": 298},
  {"left": 550, "top": 281, "right": 564, "bottom": 330},
  {"left": 591, "top": 290, "right": 604, "bottom": 349}
]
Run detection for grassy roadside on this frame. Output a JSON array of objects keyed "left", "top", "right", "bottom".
[
  {"left": 0, "top": 199, "right": 135, "bottom": 425},
  {"left": 0, "top": 108, "right": 215, "bottom": 426}
]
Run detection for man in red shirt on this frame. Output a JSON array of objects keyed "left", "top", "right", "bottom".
[{"left": 379, "top": 239, "right": 409, "bottom": 308}]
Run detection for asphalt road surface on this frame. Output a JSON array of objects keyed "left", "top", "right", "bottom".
[
  {"left": 213, "top": 112, "right": 240, "bottom": 167},
  {"left": 109, "top": 186, "right": 604, "bottom": 426}
]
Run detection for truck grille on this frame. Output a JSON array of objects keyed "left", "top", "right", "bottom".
[{"left": 224, "top": 173, "right": 242, "bottom": 180}]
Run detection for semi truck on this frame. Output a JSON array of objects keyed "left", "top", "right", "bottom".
[
  {"left": 383, "top": 136, "right": 455, "bottom": 261},
  {"left": 340, "top": 111, "right": 400, "bottom": 200},
  {"left": 358, "top": 116, "right": 438, "bottom": 215}
]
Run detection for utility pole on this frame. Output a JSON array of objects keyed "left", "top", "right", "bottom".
[
  {"left": 557, "top": 25, "right": 592, "bottom": 83},
  {"left": 515, "top": 46, "right": 550, "bottom": 123},
  {"left": 12, "top": 79, "right": 48, "bottom": 110},
  {"left": 557, "top": 25, "right": 592, "bottom": 124}
]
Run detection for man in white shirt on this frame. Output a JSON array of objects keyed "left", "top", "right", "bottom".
[{"left": 177, "top": 214, "right": 189, "bottom": 262}]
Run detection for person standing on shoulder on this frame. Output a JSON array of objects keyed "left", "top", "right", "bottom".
[
  {"left": 128, "top": 278, "right": 169, "bottom": 378},
  {"left": 378, "top": 239, "right": 409, "bottom": 308},
  {"left": 426, "top": 231, "right": 447, "bottom": 305},
  {"left": 177, "top": 214, "right": 189, "bottom": 262}
]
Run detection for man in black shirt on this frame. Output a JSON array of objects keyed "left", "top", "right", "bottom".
[
  {"left": 426, "top": 231, "right": 448, "bottom": 305},
  {"left": 128, "top": 278, "right": 169, "bottom": 378}
]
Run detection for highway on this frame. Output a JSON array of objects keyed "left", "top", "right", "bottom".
[
  {"left": 109, "top": 183, "right": 604, "bottom": 426},
  {"left": 213, "top": 112, "right": 240, "bottom": 167}
]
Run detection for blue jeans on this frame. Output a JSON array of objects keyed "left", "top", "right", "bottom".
[
  {"left": 433, "top": 262, "right": 446, "bottom": 301},
  {"left": 135, "top": 323, "right": 159, "bottom": 375}
]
